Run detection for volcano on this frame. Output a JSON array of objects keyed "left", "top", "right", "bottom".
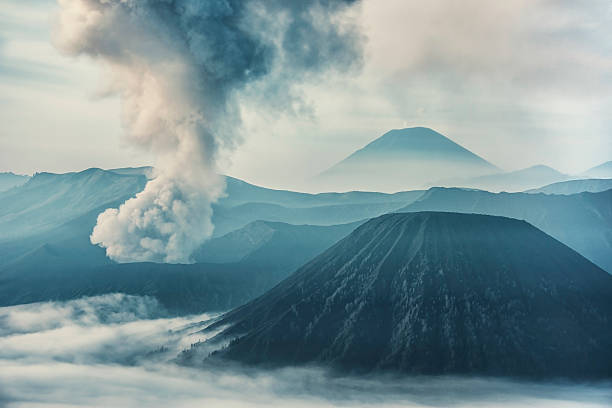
[
  {"left": 314, "top": 127, "right": 497, "bottom": 192},
  {"left": 195, "top": 212, "right": 612, "bottom": 378}
]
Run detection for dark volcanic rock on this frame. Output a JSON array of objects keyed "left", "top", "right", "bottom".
[{"left": 200, "top": 212, "right": 612, "bottom": 378}]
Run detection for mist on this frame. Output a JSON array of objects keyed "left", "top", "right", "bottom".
[{"left": 0, "top": 295, "right": 610, "bottom": 408}]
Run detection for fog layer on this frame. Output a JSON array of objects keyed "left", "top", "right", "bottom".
[{"left": 0, "top": 295, "right": 610, "bottom": 408}]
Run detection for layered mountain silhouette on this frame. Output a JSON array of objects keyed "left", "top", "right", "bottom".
[
  {"left": 433, "top": 165, "right": 569, "bottom": 192},
  {"left": 0, "top": 168, "right": 421, "bottom": 267},
  {"left": 400, "top": 188, "right": 612, "bottom": 272},
  {"left": 194, "top": 212, "right": 612, "bottom": 378},
  {"left": 0, "top": 219, "right": 361, "bottom": 313},
  {"left": 221, "top": 176, "right": 424, "bottom": 208},
  {"left": 582, "top": 161, "right": 612, "bottom": 178},
  {"left": 212, "top": 176, "right": 424, "bottom": 236},
  {"left": 526, "top": 178, "right": 612, "bottom": 195},
  {"left": 0, "top": 168, "right": 147, "bottom": 241},
  {"left": 193, "top": 220, "right": 361, "bottom": 268},
  {"left": 0, "top": 172, "right": 29, "bottom": 192},
  {"left": 315, "top": 127, "right": 497, "bottom": 192},
  {"left": 212, "top": 200, "right": 412, "bottom": 237}
]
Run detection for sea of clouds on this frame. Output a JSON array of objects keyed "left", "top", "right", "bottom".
[{"left": 0, "top": 294, "right": 610, "bottom": 408}]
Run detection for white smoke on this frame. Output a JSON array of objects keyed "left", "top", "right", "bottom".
[{"left": 54, "top": 0, "right": 362, "bottom": 263}]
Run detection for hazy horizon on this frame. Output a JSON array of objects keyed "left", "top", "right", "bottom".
[{"left": 2, "top": 0, "right": 612, "bottom": 191}]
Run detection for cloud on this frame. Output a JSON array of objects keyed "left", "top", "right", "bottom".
[
  {"left": 228, "top": 0, "right": 612, "bottom": 189},
  {"left": 0, "top": 296, "right": 611, "bottom": 407},
  {"left": 0, "top": 294, "right": 218, "bottom": 364}
]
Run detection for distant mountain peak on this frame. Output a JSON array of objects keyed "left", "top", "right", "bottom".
[
  {"left": 361, "top": 127, "right": 472, "bottom": 150},
  {"left": 314, "top": 128, "right": 498, "bottom": 192},
  {"left": 342, "top": 127, "right": 495, "bottom": 162}
]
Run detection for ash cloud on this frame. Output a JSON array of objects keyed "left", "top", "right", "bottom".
[
  {"left": 54, "top": 0, "right": 363, "bottom": 263},
  {"left": 1, "top": 296, "right": 611, "bottom": 407}
]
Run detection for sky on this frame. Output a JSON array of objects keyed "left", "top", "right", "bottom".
[{"left": 1, "top": 0, "right": 611, "bottom": 190}]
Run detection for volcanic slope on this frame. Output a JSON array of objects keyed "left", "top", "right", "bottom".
[{"left": 195, "top": 212, "right": 612, "bottom": 379}]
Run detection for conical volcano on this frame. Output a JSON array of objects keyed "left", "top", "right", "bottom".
[
  {"left": 198, "top": 212, "right": 612, "bottom": 378},
  {"left": 314, "top": 127, "right": 498, "bottom": 191}
]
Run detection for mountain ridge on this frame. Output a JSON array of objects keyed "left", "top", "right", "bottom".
[
  {"left": 332, "top": 127, "right": 496, "bottom": 165},
  {"left": 431, "top": 165, "right": 570, "bottom": 192},
  {"left": 526, "top": 178, "right": 612, "bottom": 195},
  {"left": 0, "top": 171, "right": 31, "bottom": 192}
]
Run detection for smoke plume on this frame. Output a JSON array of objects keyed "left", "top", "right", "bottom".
[{"left": 54, "top": 0, "right": 362, "bottom": 262}]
